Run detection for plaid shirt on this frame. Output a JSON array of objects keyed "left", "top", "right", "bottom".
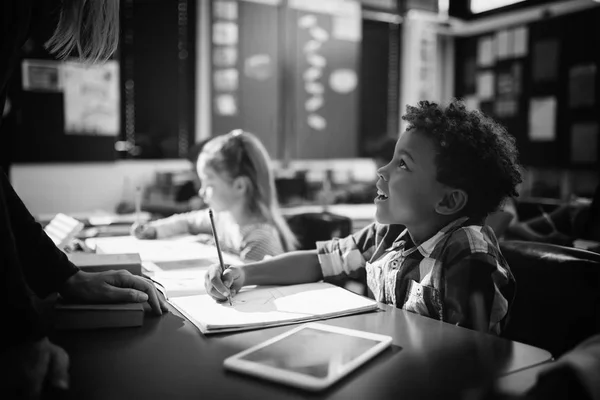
[{"left": 316, "top": 217, "right": 515, "bottom": 334}]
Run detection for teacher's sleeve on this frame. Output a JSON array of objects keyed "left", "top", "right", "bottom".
[{"left": 1, "top": 172, "right": 78, "bottom": 299}]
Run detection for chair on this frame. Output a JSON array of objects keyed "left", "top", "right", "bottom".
[
  {"left": 285, "top": 211, "right": 352, "bottom": 251},
  {"left": 500, "top": 240, "right": 600, "bottom": 357}
]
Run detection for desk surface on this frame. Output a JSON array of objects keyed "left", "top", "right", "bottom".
[{"left": 52, "top": 304, "right": 551, "bottom": 400}]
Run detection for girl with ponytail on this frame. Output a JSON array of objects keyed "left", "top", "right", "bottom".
[{"left": 133, "top": 130, "right": 297, "bottom": 262}]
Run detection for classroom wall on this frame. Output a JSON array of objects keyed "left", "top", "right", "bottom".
[
  {"left": 10, "top": 160, "right": 189, "bottom": 216},
  {"left": 11, "top": 158, "right": 378, "bottom": 216}
]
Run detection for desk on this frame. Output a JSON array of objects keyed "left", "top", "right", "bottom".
[
  {"left": 496, "top": 362, "right": 552, "bottom": 396},
  {"left": 52, "top": 304, "right": 551, "bottom": 400}
]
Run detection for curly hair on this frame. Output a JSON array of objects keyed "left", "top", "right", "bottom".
[{"left": 401, "top": 99, "right": 523, "bottom": 219}]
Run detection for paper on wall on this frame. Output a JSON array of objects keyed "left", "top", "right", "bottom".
[
  {"left": 496, "top": 30, "right": 511, "bottom": 60},
  {"left": 62, "top": 60, "right": 120, "bottom": 136},
  {"left": 21, "top": 59, "right": 62, "bottom": 92},
  {"left": 477, "top": 36, "right": 495, "bottom": 67},
  {"left": 528, "top": 97, "right": 556, "bottom": 142},
  {"left": 513, "top": 26, "right": 528, "bottom": 57},
  {"left": 476, "top": 71, "right": 495, "bottom": 100}
]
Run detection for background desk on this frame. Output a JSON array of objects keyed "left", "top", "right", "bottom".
[{"left": 51, "top": 304, "right": 551, "bottom": 400}]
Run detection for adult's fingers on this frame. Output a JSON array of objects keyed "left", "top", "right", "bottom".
[
  {"left": 105, "top": 272, "right": 164, "bottom": 315},
  {"left": 48, "top": 344, "right": 70, "bottom": 390}
]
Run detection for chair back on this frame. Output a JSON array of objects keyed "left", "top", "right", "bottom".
[
  {"left": 500, "top": 240, "right": 600, "bottom": 357},
  {"left": 285, "top": 212, "right": 352, "bottom": 250}
]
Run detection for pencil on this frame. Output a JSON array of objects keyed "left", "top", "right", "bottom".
[
  {"left": 208, "top": 209, "right": 232, "bottom": 306},
  {"left": 135, "top": 185, "right": 142, "bottom": 225}
]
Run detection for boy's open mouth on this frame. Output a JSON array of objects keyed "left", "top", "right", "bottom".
[{"left": 376, "top": 189, "right": 388, "bottom": 201}]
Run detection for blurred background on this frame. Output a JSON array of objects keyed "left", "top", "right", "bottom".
[{"left": 3, "top": 0, "right": 599, "bottom": 221}]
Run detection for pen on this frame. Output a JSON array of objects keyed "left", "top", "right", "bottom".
[{"left": 208, "top": 209, "right": 232, "bottom": 306}]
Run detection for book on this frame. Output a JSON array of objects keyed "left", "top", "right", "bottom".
[
  {"left": 168, "top": 282, "right": 380, "bottom": 335},
  {"left": 67, "top": 253, "right": 142, "bottom": 276},
  {"left": 53, "top": 302, "right": 144, "bottom": 330}
]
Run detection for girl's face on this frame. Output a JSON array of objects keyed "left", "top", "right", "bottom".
[{"left": 196, "top": 161, "right": 239, "bottom": 212}]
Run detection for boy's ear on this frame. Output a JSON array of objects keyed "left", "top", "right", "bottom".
[{"left": 436, "top": 188, "right": 468, "bottom": 216}]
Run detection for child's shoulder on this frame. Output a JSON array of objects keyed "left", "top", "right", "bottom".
[{"left": 441, "top": 224, "right": 501, "bottom": 259}]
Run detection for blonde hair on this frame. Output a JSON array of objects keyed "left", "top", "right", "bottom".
[
  {"left": 200, "top": 130, "right": 298, "bottom": 252},
  {"left": 45, "top": 0, "right": 120, "bottom": 63}
]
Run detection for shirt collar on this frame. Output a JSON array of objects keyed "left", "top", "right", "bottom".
[{"left": 392, "top": 216, "right": 470, "bottom": 257}]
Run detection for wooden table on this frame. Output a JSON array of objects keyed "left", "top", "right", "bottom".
[{"left": 51, "top": 304, "right": 551, "bottom": 400}]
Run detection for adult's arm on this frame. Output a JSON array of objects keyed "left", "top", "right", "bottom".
[{"left": 2, "top": 172, "right": 79, "bottom": 298}]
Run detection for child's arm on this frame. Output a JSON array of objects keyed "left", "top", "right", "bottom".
[
  {"left": 443, "top": 252, "right": 514, "bottom": 335},
  {"left": 147, "top": 210, "right": 211, "bottom": 238},
  {"left": 204, "top": 250, "right": 322, "bottom": 301}
]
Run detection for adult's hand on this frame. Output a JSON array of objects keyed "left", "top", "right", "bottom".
[
  {"left": 0, "top": 337, "right": 69, "bottom": 399},
  {"left": 60, "top": 270, "right": 168, "bottom": 315}
]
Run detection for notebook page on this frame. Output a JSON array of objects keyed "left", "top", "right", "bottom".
[{"left": 169, "top": 282, "right": 379, "bottom": 334}]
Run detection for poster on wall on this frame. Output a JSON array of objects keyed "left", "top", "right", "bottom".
[
  {"left": 528, "top": 97, "right": 556, "bottom": 142},
  {"left": 62, "top": 60, "right": 120, "bottom": 136},
  {"left": 21, "top": 59, "right": 62, "bottom": 92}
]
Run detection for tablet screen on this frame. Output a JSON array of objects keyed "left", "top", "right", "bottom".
[{"left": 238, "top": 326, "right": 383, "bottom": 379}]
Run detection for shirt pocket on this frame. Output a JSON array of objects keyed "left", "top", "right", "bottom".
[
  {"left": 402, "top": 280, "right": 443, "bottom": 320},
  {"left": 365, "top": 262, "right": 384, "bottom": 302}
]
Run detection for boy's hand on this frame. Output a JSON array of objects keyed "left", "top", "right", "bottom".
[
  {"left": 1, "top": 337, "right": 69, "bottom": 399},
  {"left": 131, "top": 223, "right": 157, "bottom": 239},
  {"left": 60, "top": 270, "right": 169, "bottom": 315},
  {"left": 204, "top": 264, "right": 246, "bottom": 302}
]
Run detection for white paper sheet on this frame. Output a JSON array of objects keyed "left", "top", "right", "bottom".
[
  {"left": 496, "top": 30, "right": 511, "bottom": 60},
  {"left": 86, "top": 235, "right": 239, "bottom": 265},
  {"left": 513, "top": 26, "right": 528, "bottom": 57},
  {"left": 170, "top": 282, "right": 379, "bottom": 334},
  {"left": 62, "top": 60, "right": 120, "bottom": 136},
  {"left": 476, "top": 71, "right": 495, "bottom": 100},
  {"left": 528, "top": 97, "right": 556, "bottom": 142},
  {"left": 477, "top": 36, "right": 495, "bottom": 67}
]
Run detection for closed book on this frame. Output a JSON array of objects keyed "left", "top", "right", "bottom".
[
  {"left": 53, "top": 302, "right": 145, "bottom": 330},
  {"left": 67, "top": 253, "right": 142, "bottom": 276}
]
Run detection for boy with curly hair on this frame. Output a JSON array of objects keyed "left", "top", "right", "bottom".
[{"left": 204, "top": 100, "right": 523, "bottom": 334}]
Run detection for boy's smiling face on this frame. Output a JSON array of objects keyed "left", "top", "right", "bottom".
[{"left": 375, "top": 129, "right": 449, "bottom": 238}]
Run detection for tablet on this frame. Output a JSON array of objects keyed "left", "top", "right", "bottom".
[{"left": 223, "top": 323, "right": 392, "bottom": 391}]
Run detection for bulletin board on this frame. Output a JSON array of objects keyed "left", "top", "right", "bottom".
[
  {"left": 454, "top": 7, "right": 600, "bottom": 170},
  {"left": 209, "top": 0, "right": 362, "bottom": 161},
  {"left": 10, "top": 56, "right": 119, "bottom": 163}
]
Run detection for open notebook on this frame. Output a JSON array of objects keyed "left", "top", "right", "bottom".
[{"left": 169, "top": 282, "right": 380, "bottom": 335}]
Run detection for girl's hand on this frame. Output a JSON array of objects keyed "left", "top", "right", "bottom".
[
  {"left": 131, "top": 223, "right": 157, "bottom": 239},
  {"left": 60, "top": 271, "right": 169, "bottom": 315},
  {"left": 204, "top": 264, "right": 246, "bottom": 302}
]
